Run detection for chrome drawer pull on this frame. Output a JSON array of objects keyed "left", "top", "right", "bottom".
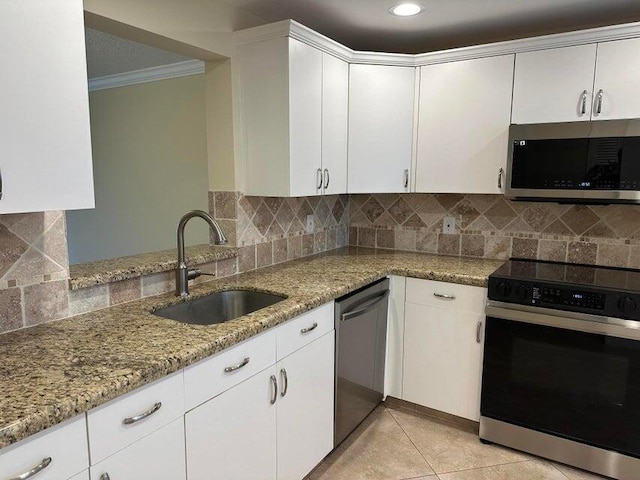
[
  {"left": 224, "top": 357, "right": 250, "bottom": 373},
  {"left": 280, "top": 368, "right": 288, "bottom": 397},
  {"left": 433, "top": 292, "right": 456, "bottom": 300},
  {"left": 8, "top": 457, "right": 51, "bottom": 480},
  {"left": 270, "top": 375, "right": 278, "bottom": 404},
  {"left": 100, "top": 474, "right": 111, "bottom": 480},
  {"left": 476, "top": 321, "right": 483, "bottom": 344},
  {"left": 123, "top": 402, "right": 162, "bottom": 425},
  {"left": 300, "top": 322, "right": 318, "bottom": 334}
]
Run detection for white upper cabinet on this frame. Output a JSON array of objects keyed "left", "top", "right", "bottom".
[
  {"left": 593, "top": 38, "right": 640, "bottom": 120},
  {"left": 512, "top": 44, "right": 597, "bottom": 124},
  {"left": 0, "top": 0, "right": 94, "bottom": 214},
  {"left": 415, "top": 55, "right": 514, "bottom": 194},
  {"left": 321, "top": 53, "right": 349, "bottom": 195},
  {"left": 238, "top": 36, "right": 348, "bottom": 197},
  {"left": 348, "top": 64, "right": 415, "bottom": 193}
]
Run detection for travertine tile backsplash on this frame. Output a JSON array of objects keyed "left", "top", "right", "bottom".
[
  {"left": 349, "top": 193, "right": 640, "bottom": 268},
  {"left": 1, "top": 190, "right": 639, "bottom": 335}
]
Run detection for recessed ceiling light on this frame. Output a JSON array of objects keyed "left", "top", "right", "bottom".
[{"left": 389, "top": 3, "right": 425, "bottom": 16}]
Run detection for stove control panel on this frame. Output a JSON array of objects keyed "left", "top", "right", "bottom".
[{"left": 488, "top": 276, "right": 640, "bottom": 321}]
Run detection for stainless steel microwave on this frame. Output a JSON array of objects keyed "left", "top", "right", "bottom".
[{"left": 505, "top": 120, "right": 640, "bottom": 203}]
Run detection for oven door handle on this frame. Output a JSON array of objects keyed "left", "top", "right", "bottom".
[{"left": 486, "top": 301, "right": 640, "bottom": 341}]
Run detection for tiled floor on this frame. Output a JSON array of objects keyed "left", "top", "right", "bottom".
[{"left": 309, "top": 405, "right": 607, "bottom": 480}]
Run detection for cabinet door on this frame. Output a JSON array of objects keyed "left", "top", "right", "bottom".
[
  {"left": 348, "top": 64, "right": 415, "bottom": 193},
  {"left": 186, "top": 368, "right": 277, "bottom": 480},
  {"left": 289, "top": 38, "right": 323, "bottom": 197},
  {"left": 69, "top": 470, "right": 90, "bottom": 480},
  {"left": 321, "top": 53, "right": 349, "bottom": 195},
  {"left": 277, "top": 332, "right": 335, "bottom": 480},
  {"left": 512, "top": 44, "right": 597, "bottom": 124},
  {"left": 90, "top": 417, "right": 186, "bottom": 480},
  {"left": 403, "top": 304, "right": 484, "bottom": 421},
  {"left": 415, "top": 55, "right": 514, "bottom": 194},
  {"left": 593, "top": 38, "right": 640, "bottom": 120},
  {"left": 0, "top": 0, "right": 94, "bottom": 214}
]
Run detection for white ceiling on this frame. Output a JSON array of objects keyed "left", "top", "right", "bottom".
[{"left": 229, "top": 0, "right": 640, "bottom": 53}]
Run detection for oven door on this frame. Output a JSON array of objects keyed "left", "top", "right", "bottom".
[{"left": 482, "top": 302, "right": 640, "bottom": 458}]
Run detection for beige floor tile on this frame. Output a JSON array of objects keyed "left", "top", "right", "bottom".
[
  {"left": 310, "top": 407, "right": 435, "bottom": 480},
  {"left": 437, "top": 460, "right": 568, "bottom": 480},
  {"left": 552, "top": 462, "right": 610, "bottom": 480},
  {"left": 388, "top": 408, "right": 530, "bottom": 474}
]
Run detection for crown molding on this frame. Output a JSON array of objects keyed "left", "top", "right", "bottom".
[
  {"left": 88, "top": 60, "right": 205, "bottom": 92},
  {"left": 234, "top": 20, "right": 640, "bottom": 67}
]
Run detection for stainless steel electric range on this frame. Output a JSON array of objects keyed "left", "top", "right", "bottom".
[{"left": 481, "top": 259, "right": 640, "bottom": 480}]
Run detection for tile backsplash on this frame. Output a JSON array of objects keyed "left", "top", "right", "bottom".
[
  {"left": 2, "top": 190, "right": 640, "bottom": 335},
  {"left": 349, "top": 193, "right": 640, "bottom": 268}
]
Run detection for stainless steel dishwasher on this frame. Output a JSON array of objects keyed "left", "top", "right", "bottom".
[{"left": 334, "top": 277, "right": 390, "bottom": 447}]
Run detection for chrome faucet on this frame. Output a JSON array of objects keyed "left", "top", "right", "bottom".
[{"left": 176, "top": 210, "right": 228, "bottom": 297}]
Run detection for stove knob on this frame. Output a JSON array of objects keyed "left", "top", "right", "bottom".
[
  {"left": 618, "top": 296, "right": 637, "bottom": 315},
  {"left": 495, "top": 282, "right": 512, "bottom": 298},
  {"left": 516, "top": 284, "right": 532, "bottom": 301}
]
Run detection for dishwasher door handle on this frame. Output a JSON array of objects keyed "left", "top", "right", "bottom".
[{"left": 341, "top": 289, "right": 390, "bottom": 322}]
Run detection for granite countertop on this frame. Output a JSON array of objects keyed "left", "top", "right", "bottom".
[
  {"left": 0, "top": 247, "right": 503, "bottom": 448},
  {"left": 69, "top": 244, "right": 238, "bottom": 290}
]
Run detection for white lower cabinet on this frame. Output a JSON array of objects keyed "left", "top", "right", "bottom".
[
  {"left": 402, "top": 279, "right": 486, "bottom": 421},
  {"left": 277, "top": 332, "right": 334, "bottom": 480},
  {"left": 185, "top": 367, "right": 278, "bottom": 480},
  {"left": 185, "top": 303, "right": 335, "bottom": 480},
  {"left": 90, "top": 417, "right": 186, "bottom": 480},
  {"left": 0, "top": 415, "right": 89, "bottom": 480}
]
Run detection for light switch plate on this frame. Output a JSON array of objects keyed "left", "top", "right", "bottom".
[
  {"left": 443, "top": 215, "right": 456, "bottom": 234},
  {"left": 306, "top": 215, "right": 315, "bottom": 233}
]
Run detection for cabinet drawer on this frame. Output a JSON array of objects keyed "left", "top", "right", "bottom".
[
  {"left": 0, "top": 415, "right": 88, "bottom": 480},
  {"left": 87, "top": 371, "right": 184, "bottom": 465},
  {"left": 90, "top": 417, "right": 186, "bottom": 480},
  {"left": 277, "top": 302, "right": 334, "bottom": 360},
  {"left": 406, "top": 278, "right": 486, "bottom": 313},
  {"left": 184, "top": 329, "right": 276, "bottom": 411}
]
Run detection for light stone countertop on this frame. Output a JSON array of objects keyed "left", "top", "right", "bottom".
[
  {"left": 0, "top": 247, "right": 504, "bottom": 449},
  {"left": 69, "top": 244, "right": 238, "bottom": 290}
]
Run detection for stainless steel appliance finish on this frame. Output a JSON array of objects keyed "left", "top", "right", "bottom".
[
  {"left": 505, "top": 119, "right": 640, "bottom": 203},
  {"left": 481, "top": 259, "right": 640, "bottom": 480},
  {"left": 153, "top": 289, "right": 286, "bottom": 325},
  {"left": 334, "top": 278, "right": 390, "bottom": 447}
]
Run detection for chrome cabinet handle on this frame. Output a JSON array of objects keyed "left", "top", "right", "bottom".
[
  {"left": 316, "top": 168, "right": 323, "bottom": 191},
  {"left": 497, "top": 167, "right": 504, "bottom": 189},
  {"left": 224, "top": 357, "right": 250, "bottom": 373},
  {"left": 595, "top": 89, "right": 604, "bottom": 115},
  {"left": 323, "top": 168, "right": 330, "bottom": 190},
  {"left": 300, "top": 322, "right": 318, "bottom": 334},
  {"left": 476, "top": 321, "right": 483, "bottom": 344},
  {"left": 579, "top": 89, "right": 588, "bottom": 116},
  {"left": 403, "top": 169, "right": 409, "bottom": 189},
  {"left": 433, "top": 292, "right": 456, "bottom": 300},
  {"left": 270, "top": 374, "right": 278, "bottom": 404},
  {"left": 8, "top": 457, "right": 51, "bottom": 480},
  {"left": 341, "top": 290, "right": 390, "bottom": 322},
  {"left": 123, "top": 402, "right": 162, "bottom": 425},
  {"left": 280, "top": 368, "right": 288, "bottom": 397},
  {"left": 100, "top": 474, "right": 111, "bottom": 480}
]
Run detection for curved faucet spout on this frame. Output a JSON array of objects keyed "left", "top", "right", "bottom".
[{"left": 176, "top": 210, "right": 228, "bottom": 297}]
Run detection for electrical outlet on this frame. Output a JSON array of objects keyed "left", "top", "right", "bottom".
[
  {"left": 443, "top": 215, "right": 456, "bottom": 234},
  {"left": 306, "top": 215, "right": 315, "bottom": 233}
]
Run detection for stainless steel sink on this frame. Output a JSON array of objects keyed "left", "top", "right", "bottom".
[{"left": 153, "top": 289, "right": 286, "bottom": 325}]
